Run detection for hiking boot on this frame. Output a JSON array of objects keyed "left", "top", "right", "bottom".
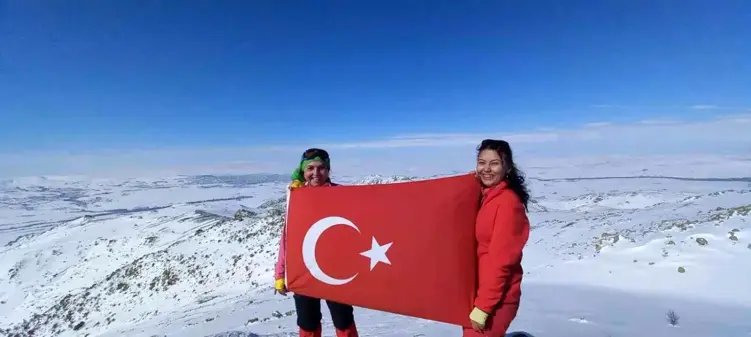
[{"left": 335, "top": 323, "right": 359, "bottom": 337}]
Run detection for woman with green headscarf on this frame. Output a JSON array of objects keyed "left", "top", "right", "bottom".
[{"left": 273, "top": 148, "right": 359, "bottom": 337}]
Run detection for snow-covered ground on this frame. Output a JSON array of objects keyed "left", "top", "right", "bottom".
[{"left": 1, "top": 155, "right": 751, "bottom": 337}]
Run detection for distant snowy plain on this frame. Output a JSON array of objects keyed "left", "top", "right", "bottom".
[{"left": 1, "top": 155, "right": 751, "bottom": 337}]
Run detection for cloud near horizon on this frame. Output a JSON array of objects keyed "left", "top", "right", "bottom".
[
  {"left": 592, "top": 104, "right": 748, "bottom": 111},
  {"left": 2, "top": 114, "right": 749, "bottom": 178}
]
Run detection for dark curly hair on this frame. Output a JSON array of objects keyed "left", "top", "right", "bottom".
[{"left": 477, "top": 139, "right": 530, "bottom": 210}]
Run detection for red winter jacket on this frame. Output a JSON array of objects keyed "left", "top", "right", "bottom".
[{"left": 473, "top": 181, "right": 530, "bottom": 313}]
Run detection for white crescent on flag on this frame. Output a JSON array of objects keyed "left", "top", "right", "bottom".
[{"left": 301, "top": 216, "right": 393, "bottom": 285}]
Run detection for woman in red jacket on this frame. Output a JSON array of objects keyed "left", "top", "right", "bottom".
[{"left": 465, "top": 139, "right": 531, "bottom": 337}]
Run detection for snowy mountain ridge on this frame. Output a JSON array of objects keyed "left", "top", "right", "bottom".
[
  {"left": 1, "top": 159, "right": 751, "bottom": 337},
  {"left": 1, "top": 194, "right": 290, "bottom": 337}
]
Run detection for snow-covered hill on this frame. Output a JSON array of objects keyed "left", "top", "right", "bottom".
[
  {"left": 0, "top": 174, "right": 289, "bottom": 247},
  {"left": 1, "top": 159, "right": 751, "bottom": 337}
]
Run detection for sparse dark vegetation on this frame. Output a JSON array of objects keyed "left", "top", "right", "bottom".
[
  {"left": 73, "top": 321, "right": 85, "bottom": 330},
  {"left": 116, "top": 282, "right": 129, "bottom": 292},
  {"left": 8, "top": 260, "right": 27, "bottom": 280},
  {"left": 234, "top": 208, "right": 256, "bottom": 220},
  {"left": 149, "top": 268, "right": 179, "bottom": 291},
  {"left": 232, "top": 255, "right": 243, "bottom": 267},
  {"left": 728, "top": 231, "right": 739, "bottom": 242},
  {"left": 666, "top": 309, "right": 680, "bottom": 326},
  {"left": 593, "top": 232, "right": 622, "bottom": 253},
  {"left": 709, "top": 204, "right": 751, "bottom": 220}
]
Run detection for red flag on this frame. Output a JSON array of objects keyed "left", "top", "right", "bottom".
[{"left": 285, "top": 173, "right": 481, "bottom": 327}]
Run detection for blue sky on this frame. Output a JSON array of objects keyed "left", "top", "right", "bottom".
[{"left": 1, "top": 1, "right": 750, "bottom": 176}]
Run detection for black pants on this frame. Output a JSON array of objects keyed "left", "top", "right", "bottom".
[{"left": 293, "top": 294, "right": 355, "bottom": 332}]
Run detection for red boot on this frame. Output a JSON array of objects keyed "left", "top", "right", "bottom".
[
  {"left": 299, "top": 326, "right": 322, "bottom": 337},
  {"left": 335, "top": 323, "right": 359, "bottom": 337}
]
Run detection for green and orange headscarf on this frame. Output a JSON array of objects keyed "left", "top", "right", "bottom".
[{"left": 290, "top": 148, "right": 331, "bottom": 184}]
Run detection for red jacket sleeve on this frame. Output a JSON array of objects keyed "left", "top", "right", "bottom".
[{"left": 474, "top": 198, "right": 530, "bottom": 312}]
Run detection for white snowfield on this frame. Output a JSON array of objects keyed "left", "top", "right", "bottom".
[{"left": 1, "top": 156, "right": 750, "bottom": 337}]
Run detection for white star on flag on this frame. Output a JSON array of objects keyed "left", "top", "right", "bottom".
[{"left": 360, "top": 237, "right": 393, "bottom": 271}]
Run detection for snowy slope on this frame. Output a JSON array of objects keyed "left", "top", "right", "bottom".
[
  {"left": 525, "top": 177, "right": 751, "bottom": 306},
  {"left": 1, "top": 158, "right": 751, "bottom": 337},
  {"left": 0, "top": 174, "right": 289, "bottom": 247}
]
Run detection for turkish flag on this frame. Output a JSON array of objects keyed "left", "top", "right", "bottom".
[{"left": 285, "top": 173, "right": 481, "bottom": 327}]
